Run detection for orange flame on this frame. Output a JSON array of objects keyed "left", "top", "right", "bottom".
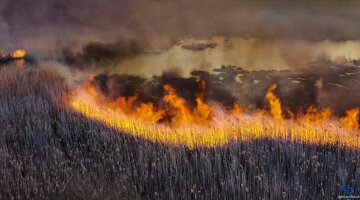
[
  {"left": 231, "top": 102, "right": 244, "bottom": 115},
  {"left": 286, "top": 107, "right": 295, "bottom": 120},
  {"left": 12, "top": 49, "right": 26, "bottom": 59},
  {"left": 340, "top": 108, "right": 360, "bottom": 130},
  {"left": 299, "top": 105, "right": 332, "bottom": 124},
  {"left": 163, "top": 84, "right": 195, "bottom": 125},
  {"left": 163, "top": 81, "right": 212, "bottom": 126},
  {"left": 135, "top": 102, "right": 166, "bottom": 123},
  {"left": 194, "top": 79, "right": 212, "bottom": 122},
  {"left": 109, "top": 94, "right": 138, "bottom": 112},
  {"left": 84, "top": 77, "right": 100, "bottom": 98},
  {"left": 265, "top": 83, "right": 283, "bottom": 121},
  {"left": 109, "top": 94, "right": 166, "bottom": 123}
]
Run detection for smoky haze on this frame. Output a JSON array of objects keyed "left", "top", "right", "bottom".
[
  {"left": 1, "top": 0, "right": 360, "bottom": 114},
  {"left": 1, "top": 0, "right": 360, "bottom": 52}
]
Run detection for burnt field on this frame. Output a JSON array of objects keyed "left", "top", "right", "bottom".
[{"left": 1, "top": 66, "right": 359, "bottom": 199}]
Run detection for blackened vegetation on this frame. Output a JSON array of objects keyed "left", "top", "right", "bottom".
[
  {"left": 181, "top": 42, "right": 218, "bottom": 51},
  {"left": 92, "top": 73, "right": 216, "bottom": 109},
  {"left": 1, "top": 67, "right": 360, "bottom": 199},
  {"left": 90, "top": 63, "right": 360, "bottom": 116},
  {"left": 61, "top": 40, "right": 143, "bottom": 69},
  {"left": 93, "top": 74, "right": 146, "bottom": 100}
]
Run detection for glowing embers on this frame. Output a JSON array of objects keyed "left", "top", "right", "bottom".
[{"left": 67, "top": 79, "right": 360, "bottom": 149}]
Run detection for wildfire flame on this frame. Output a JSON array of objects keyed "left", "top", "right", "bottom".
[
  {"left": 298, "top": 106, "right": 332, "bottom": 124},
  {"left": 265, "top": 83, "right": 283, "bottom": 121},
  {"left": 66, "top": 78, "right": 360, "bottom": 149},
  {"left": 231, "top": 102, "right": 244, "bottom": 115},
  {"left": 163, "top": 79, "right": 212, "bottom": 126},
  {"left": 340, "top": 108, "right": 360, "bottom": 130},
  {"left": 12, "top": 49, "right": 26, "bottom": 59},
  {"left": 108, "top": 94, "right": 165, "bottom": 123},
  {"left": 12, "top": 49, "right": 26, "bottom": 66}
]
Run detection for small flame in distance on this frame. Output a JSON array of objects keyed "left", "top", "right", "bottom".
[
  {"left": 12, "top": 49, "right": 26, "bottom": 59},
  {"left": 13, "top": 49, "right": 26, "bottom": 67}
]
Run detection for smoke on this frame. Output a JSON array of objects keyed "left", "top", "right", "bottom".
[
  {"left": 1, "top": 0, "right": 360, "bottom": 75},
  {"left": 61, "top": 39, "right": 144, "bottom": 70},
  {"left": 105, "top": 38, "right": 360, "bottom": 76},
  {"left": 2, "top": 0, "right": 360, "bottom": 115}
]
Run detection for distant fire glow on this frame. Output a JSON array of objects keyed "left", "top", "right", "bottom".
[
  {"left": 0, "top": 49, "right": 27, "bottom": 66},
  {"left": 12, "top": 49, "right": 26, "bottom": 59},
  {"left": 66, "top": 78, "right": 360, "bottom": 149}
]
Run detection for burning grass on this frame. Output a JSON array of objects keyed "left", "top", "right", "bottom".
[{"left": 67, "top": 77, "right": 360, "bottom": 149}]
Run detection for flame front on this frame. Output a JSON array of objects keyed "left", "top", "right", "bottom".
[{"left": 66, "top": 79, "right": 360, "bottom": 149}]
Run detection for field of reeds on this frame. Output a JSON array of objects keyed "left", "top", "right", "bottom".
[{"left": 0, "top": 66, "right": 359, "bottom": 199}]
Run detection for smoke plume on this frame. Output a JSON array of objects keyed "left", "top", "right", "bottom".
[{"left": 1, "top": 0, "right": 360, "bottom": 116}]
